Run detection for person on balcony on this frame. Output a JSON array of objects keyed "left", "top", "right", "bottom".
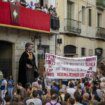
[
  {"left": 42, "top": 4, "right": 48, "bottom": 13},
  {"left": 18, "top": 42, "right": 39, "bottom": 87}
]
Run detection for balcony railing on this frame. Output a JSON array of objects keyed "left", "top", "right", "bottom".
[
  {"left": 0, "top": 1, "right": 50, "bottom": 32},
  {"left": 96, "top": 0, "right": 105, "bottom": 9},
  {"left": 64, "top": 18, "right": 81, "bottom": 35},
  {"left": 96, "top": 27, "right": 105, "bottom": 39}
]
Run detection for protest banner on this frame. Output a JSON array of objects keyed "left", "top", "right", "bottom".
[{"left": 45, "top": 53, "right": 97, "bottom": 79}]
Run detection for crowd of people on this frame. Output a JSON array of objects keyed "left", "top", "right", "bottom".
[
  {"left": 2, "top": 0, "right": 57, "bottom": 17},
  {"left": 0, "top": 75, "right": 105, "bottom": 105}
]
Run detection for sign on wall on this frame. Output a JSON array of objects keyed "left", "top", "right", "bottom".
[{"left": 45, "top": 53, "right": 97, "bottom": 79}]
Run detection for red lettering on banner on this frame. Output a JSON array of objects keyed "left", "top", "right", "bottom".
[
  {"left": 80, "top": 73, "right": 84, "bottom": 77},
  {"left": 47, "top": 72, "right": 54, "bottom": 77}
]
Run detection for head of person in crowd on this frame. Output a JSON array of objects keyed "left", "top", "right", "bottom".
[
  {"left": 12, "top": 96, "right": 19, "bottom": 105},
  {"left": 100, "top": 77, "right": 105, "bottom": 92},
  {"left": 50, "top": 90, "right": 59, "bottom": 101},
  {"left": 64, "top": 93, "right": 71, "bottom": 102},
  {"left": 100, "top": 77, "right": 105, "bottom": 101},
  {"left": 32, "top": 90, "right": 38, "bottom": 98},
  {"left": 69, "top": 98, "right": 75, "bottom": 105},
  {"left": 69, "top": 82, "right": 74, "bottom": 88},
  {"left": 82, "top": 93, "right": 90, "bottom": 103},
  {"left": 5, "top": 95, "right": 11, "bottom": 105},
  {"left": 17, "top": 83, "right": 23, "bottom": 89}
]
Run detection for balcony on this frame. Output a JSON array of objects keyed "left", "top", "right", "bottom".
[
  {"left": 51, "top": 16, "right": 60, "bottom": 30},
  {"left": 96, "top": 0, "right": 105, "bottom": 9},
  {"left": 96, "top": 27, "right": 105, "bottom": 39},
  {"left": 64, "top": 18, "right": 81, "bottom": 35},
  {"left": 0, "top": 1, "right": 50, "bottom": 33}
]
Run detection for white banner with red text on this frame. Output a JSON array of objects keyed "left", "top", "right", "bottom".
[{"left": 45, "top": 53, "right": 97, "bottom": 79}]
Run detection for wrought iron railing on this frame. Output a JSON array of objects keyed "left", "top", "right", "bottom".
[
  {"left": 96, "top": 0, "right": 105, "bottom": 8},
  {"left": 64, "top": 18, "right": 81, "bottom": 35}
]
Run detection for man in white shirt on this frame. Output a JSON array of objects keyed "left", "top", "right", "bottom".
[
  {"left": 67, "top": 82, "right": 76, "bottom": 99},
  {"left": 26, "top": 90, "right": 42, "bottom": 105}
]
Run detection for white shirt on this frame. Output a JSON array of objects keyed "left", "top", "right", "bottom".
[
  {"left": 26, "top": 98, "right": 42, "bottom": 105},
  {"left": 67, "top": 87, "right": 76, "bottom": 99},
  {"left": 74, "top": 102, "right": 83, "bottom": 105},
  {"left": 1, "top": 79, "right": 7, "bottom": 87}
]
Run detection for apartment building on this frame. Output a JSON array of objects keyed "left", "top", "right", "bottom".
[{"left": 56, "top": 0, "right": 105, "bottom": 61}]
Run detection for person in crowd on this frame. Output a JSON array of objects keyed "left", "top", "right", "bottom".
[
  {"left": 64, "top": 93, "right": 71, "bottom": 105},
  {"left": 18, "top": 42, "right": 38, "bottom": 87},
  {"left": 82, "top": 93, "right": 90, "bottom": 105},
  {"left": 46, "top": 89, "right": 61, "bottom": 105},
  {"left": 0, "top": 78, "right": 7, "bottom": 100},
  {"left": 67, "top": 81, "right": 76, "bottom": 99},
  {"left": 70, "top": 98, "right": 75, "bottom": 105},
  {"left": 48, "top": 5, "right": 53, "bottom": 14},
  {"left": 26, "top": 90, "right": 42, "bottom": 105},
  {"left": 74, "top": 91, "right": 83, "bottom": 105},
  {"left": 42, "top": 4, "right": 48, "bottom": 13},
  {"left": 51, "top": 81, "right": 59, "bottom": 92},
  {"left": 35, "top": 3, "right": 41, "bottom": 10},
  {"left": 27, "top": 1, "right": 35, "bottom": 10},
  {"left": 20, "top": 0, "right": 27, "bottom": 7},
  {"left": 12, "top": 96, "right": 19, "bottom": 105},
  {"left": 59, "top": 85, "right": 66, "bottom": 101},
  {"left": 13, "top": 83, "right": 26, "bottom": 99},
  {"left": 7, "top": 76, "right": 14, "bottom": 99},
  {"left": 4, "top": 95, "right": 11, "bottom": 105}
]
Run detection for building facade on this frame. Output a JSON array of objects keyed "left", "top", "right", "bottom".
[
  {"left": 56, "top": 0, "right": 105, "bottom": 60},
  {"left": 0, "top": 1, "right": 59, "bottom": 81}
]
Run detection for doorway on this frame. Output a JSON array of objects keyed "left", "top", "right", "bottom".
[{"left": 0, "top": 41, "right": 13, "bottom": 78}]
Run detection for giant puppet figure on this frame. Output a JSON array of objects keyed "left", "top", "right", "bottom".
[{"left": 18, "top": 43, "right": 39, "bottom": 86}]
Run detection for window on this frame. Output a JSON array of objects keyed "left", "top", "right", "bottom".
[
  {"left": 82, "top": 6, "right": 85, "bottom": 24},
  {"left": 67, "top": 1, "right": 74, "bottom": 19},
  {"left": 64, "top": 45, "right": 76, "bottom": 57},
  {"left": 81, "top": 48, "right": 86, "bottom": 56},
  {"left": 89, "top": 49, "right": 93, "bottom": 56},
  {"left": 97, "top": 13, "right": 102, "bottom": 27},
  {"left": 88, "top": 9, "right": 92, "bottom": 26}
]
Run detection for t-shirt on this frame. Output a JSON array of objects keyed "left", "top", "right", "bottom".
[
  {"left": 26, "top": 98, "right": 42, "bottom": 105},
  {"left": 8, "top": 79, "right": 14, "bottom": 88},
  {"left": 46, "top": 100, "right": 61, "bottom": 105},
  {"left": 67, "top": 88, "right": 76, "bottom": 99}
]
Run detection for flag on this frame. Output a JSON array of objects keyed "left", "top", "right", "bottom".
[{"left": 10, "top": 3, "right": 19, "bottom": 25}]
